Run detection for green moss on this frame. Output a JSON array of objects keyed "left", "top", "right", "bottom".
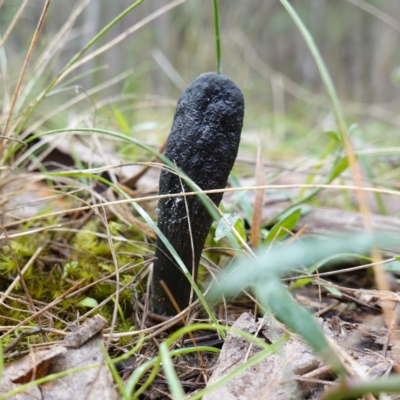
[{"left": 0, "top": 215, "right": 151, "bottom": 331}]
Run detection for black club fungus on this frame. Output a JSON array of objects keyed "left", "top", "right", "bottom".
[{"left": 150, "top": 72, "right": 244, "bottom": 316}]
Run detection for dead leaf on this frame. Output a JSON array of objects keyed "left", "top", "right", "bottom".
[
  {"left": 64, "top": 315, "right": 107, "bottom": 348},
  {"left": 0, "top": 315, "right": 118, "bottom": 400}
]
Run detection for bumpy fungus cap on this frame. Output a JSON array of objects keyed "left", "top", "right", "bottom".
[{"left": 151, "top": 72, "right": 244, "bottom": 316}]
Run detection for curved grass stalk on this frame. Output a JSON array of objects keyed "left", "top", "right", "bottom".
[
  {"left": 279, "top": 1, "right": 346, "bottom": 141},
  {"left": 160, "top": 342, "right": 185, "bottom": 400},
  {"left": 100, "top": 337, "right": 144, "bottom": 400},
  {"left": 279, "top": 0, "right": 369, "bottom": 217},
  {"left": 126, "top": 345, "right": 220, "bottom": 398}
]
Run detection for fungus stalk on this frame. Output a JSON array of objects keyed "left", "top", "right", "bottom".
[{"left": 150, "top": 72, "right": 244, "bottom": 316}]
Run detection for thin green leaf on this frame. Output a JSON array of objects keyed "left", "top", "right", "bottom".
[
  {"left": 391, "top": 66, "right": 400, "bottom": 85},
  {"left": 321, "top": 376, "right": 400, "bottom": 400},
  {"left": 127, "top": 358, "right": 161, "bottom": 399},
  {"left": 257, "top": 277, "right": 332, "bottom": 355},
  {"left": 324, "top": 286, "right": 342, "bottom": 297},
  {"left": 160, "top": 343, "right": 185, "bottom": 400},
  {"left": 99, "top": 343, "right": 129, "bottom": 400},
  {"left": 212, "top": 0, "right": 222, "bottom": 74},
  {"left": 326, "top": 130, "right": 341, "bottom": 144},
  {"left": 327, "top": 156, "right": 349, "bottom": 182},
  {"left": 264, "top": 208, "right": 301, "bottom": 244},
  {"left": 289, "top": 277, "right": 312, "bottom": 290},
  {"left": 112, "top": 298, "right": 126, "bottom": 324},
  {"left": 113, "top": 106, "right": 131, "bottom": 136}
]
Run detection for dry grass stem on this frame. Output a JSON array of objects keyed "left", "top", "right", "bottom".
[
  {"left": 2, "top": 182, "right": 400, "bottom": 236},
  {"left": 57, "top": 0, "right": 187, "bottom": 84},
  {"left": 0, "top": 246, "right": 43, "bottom": 303},
  {"left": 1, "top": 0, "right": 50, "bottom": 150},
  {"left": 0, "top": 0, "right": 30, "bottom": 50},
  {"left": 346, "top": 0, "right": 400, "bottom": 33},
  {"left": 250, "top": 143, "right": 264, "bottom": 248}
]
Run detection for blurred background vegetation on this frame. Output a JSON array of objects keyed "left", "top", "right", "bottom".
[{"left": 1, "top": 0, "right": 400, "bottom": 164}]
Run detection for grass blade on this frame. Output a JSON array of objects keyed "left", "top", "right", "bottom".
[
  {"left": 160, "top": 342, "right": 185, "bottom": 400},
  {"left": 251, "top": 145, "right": 264, "bottom": 247},
  {"left": 212, "top": 0, "right": 222, "bottom": 74},
  {"left": 279, "top": 0, "right": 370, "bottom": 219},
  {"left": 125, "top": 344, "right": 219, "bottom": 398},
  {"left": 0, "top": 0, "right": 30, "bottom": 50},
  {"left": 321, "top": 376, "right": 400, "bottom": 400},
  {"left": 279, "top": 0, "right": 390, "bottom": 319},
  {"left": 264, "top": 207, "right": 301, "bottom": 244}
]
